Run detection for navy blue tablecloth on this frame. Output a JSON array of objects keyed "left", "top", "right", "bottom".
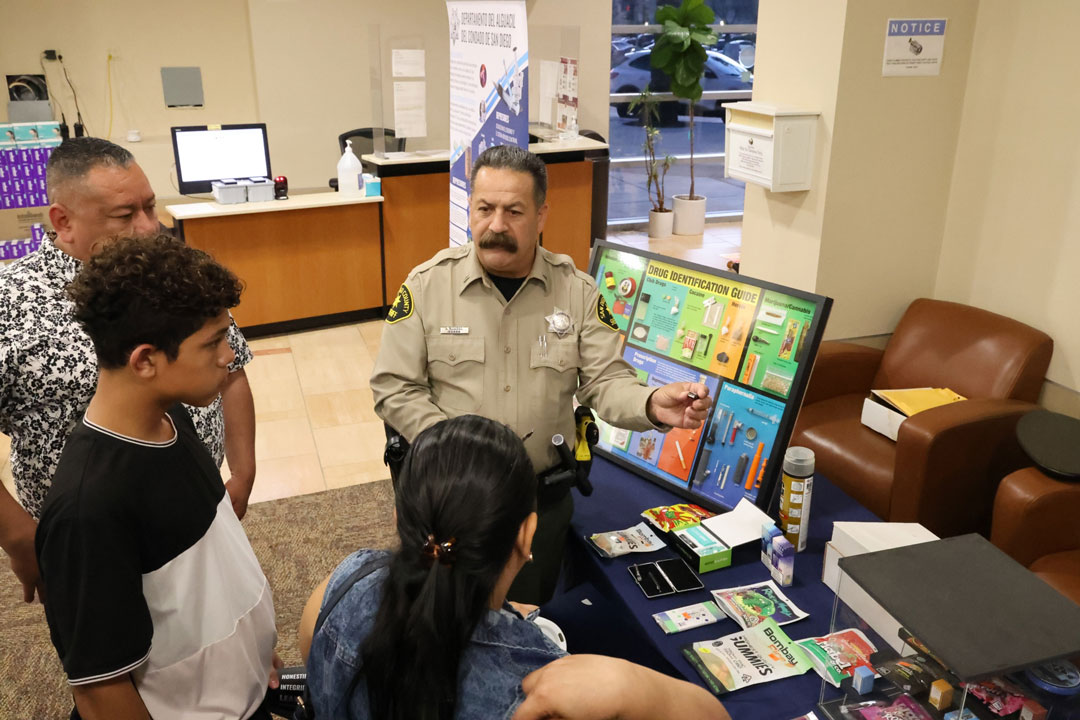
[{"left": 560, "top": 456, "right": 880, "bottom": 720}]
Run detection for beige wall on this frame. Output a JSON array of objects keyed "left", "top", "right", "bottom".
[
  {"left": 935, "top": 1, "right": 1080, "bottom": 392},
  {"left": 4, "top": 0, "right": 610, "bottom": 194},
  {"left": 744, "top": 0, "right": 977, "bottom": 340},
  {"left": 738, "top": 0, "right": 847, "bottom": 294},
  {"left": 0, "top": 0, "right": 259, "bottom": 198}
]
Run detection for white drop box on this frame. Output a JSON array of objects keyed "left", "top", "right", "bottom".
[
  {"left": 724, "top": 102, "right": 819, "bottom": 192},
  {"left": 822, "top": 521, "right": 938, "bottom": 653}
]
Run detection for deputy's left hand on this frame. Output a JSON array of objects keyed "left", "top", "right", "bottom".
[{"left": 646, "top": 382, "right": 712, "bottom": 429}]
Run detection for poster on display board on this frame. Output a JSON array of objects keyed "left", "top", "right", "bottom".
[
  {"left": 588, "top": 242, "right": 832, "bottom": 514},
  {"left": 446, "top": 0, "right": 529, "bottom": 247}
]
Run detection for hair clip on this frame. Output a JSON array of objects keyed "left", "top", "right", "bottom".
[{"left": 421, "top": 534, "right": 457, "bottom": 566}]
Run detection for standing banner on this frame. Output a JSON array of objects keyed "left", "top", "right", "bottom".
[{"left": 446, "top": 0, "right": 528, "bottom": 246}]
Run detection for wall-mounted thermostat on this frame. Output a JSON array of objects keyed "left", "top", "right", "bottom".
[{"left": 724, "top": 102, "right": 819, "bottom": 192}]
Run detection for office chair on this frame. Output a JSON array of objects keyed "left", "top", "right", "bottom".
[
  {"left": 579, "top": 129, "right": 609, "bottom": 247},
  {"left": 338, "top": 128, "right": 406, "bottom": 156}
]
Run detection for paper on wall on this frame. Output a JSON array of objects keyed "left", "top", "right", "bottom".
[
  {"left": 393, "top": 81, "right": 427, "bottom": 138},
  {"left": 392, "top": 49, "right": 426, "bottom": 77}
]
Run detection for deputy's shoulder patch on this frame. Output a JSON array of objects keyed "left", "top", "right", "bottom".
[
  {"left": 596, "top": 294, "right": 619, "bottom": 331},
  {"left": 386, "top": 284, "right": 414, "bottom": 324}
]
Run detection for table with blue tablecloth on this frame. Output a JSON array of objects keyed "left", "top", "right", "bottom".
[{"left": 543, "top": 456, "right": 880, "bottom": 720}]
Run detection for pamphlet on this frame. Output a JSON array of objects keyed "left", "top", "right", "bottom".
[
  {"left": 711, "top": 580, "right": 809, "bottom": 629},
  {"left": 682, "top": 618, "right": 813, "bottom": 694},
  {"left": 653, "top": 600, "right": 727, "bottom": 634},
  {"left": 587, "top": 522, "right": 665, "bottom": 558},
  {"left": 795, "top": 628, "right": 877, "bottom": 687}
]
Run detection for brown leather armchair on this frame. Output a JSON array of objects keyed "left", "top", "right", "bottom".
[
  {"left": 992, "top": 467, "right": 1080, "bottom": 605},
  {"left": 791, "top": 298, "right": 1053, "bottom": 537}
]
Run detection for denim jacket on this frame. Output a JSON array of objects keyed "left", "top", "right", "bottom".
[{"left": 307, "top": 549, "right": 567, "bottom": 720}]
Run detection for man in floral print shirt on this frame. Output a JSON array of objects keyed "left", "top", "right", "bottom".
[{"left": 0, "top": 138, "right": 257, "bottom": 603}]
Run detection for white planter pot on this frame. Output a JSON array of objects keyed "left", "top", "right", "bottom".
[
  {"left": 648, "top": 209, "right": 673, "bottom": 238},
  {"left": 672, "top": 194, "right": 707, "bottom": 235}
]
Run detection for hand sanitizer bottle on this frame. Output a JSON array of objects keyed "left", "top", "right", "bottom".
[{"left": 336, "top": 140, "right": 364, "bottom": 196}]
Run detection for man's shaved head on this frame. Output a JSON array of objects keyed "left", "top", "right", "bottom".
[{"left": 46, "top": 137, "right": 135, "bottom": 204}]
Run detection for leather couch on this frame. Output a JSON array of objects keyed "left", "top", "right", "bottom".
[
  {"left": 992, "top": 467, "right": 1080, "bottom": 606},
  {"left": 791, "top": 298, "right": 1053, "bottom": 537}
]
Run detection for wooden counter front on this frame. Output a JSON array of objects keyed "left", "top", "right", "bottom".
[{"left": 177, "top": 201, "right": 384, "bottom": 329}]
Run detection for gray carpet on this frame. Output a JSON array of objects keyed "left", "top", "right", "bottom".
[{"left": 0, "top": 479, "right": 397, "bottom": 719}]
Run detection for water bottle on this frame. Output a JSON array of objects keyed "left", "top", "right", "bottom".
[{"left": 336, "top": 139, "right": 363, "bottom": 196}]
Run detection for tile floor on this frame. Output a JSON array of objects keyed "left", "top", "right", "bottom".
[{"left": 0, "top": 224, "right": 741, "bottom": 507}]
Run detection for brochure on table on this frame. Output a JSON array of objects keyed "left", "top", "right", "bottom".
[{"left": 589, "top": 242, "right": 832, "bottom": 513}]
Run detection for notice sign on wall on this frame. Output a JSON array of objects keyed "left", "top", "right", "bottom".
[{"left": 883, "top": 18, "right": 947, "bottom": 77}]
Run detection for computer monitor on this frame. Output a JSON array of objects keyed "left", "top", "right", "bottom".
[
  {"left": 170, "top": 124, "right": 271, "bottom": 195},
  {"left": 587, "top": 241, "right": 833, "bottom": 514}
]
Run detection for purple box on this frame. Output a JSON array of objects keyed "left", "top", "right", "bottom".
[
  {"left": 13, "top": 193, "right": 27, "bottom": 209},
  {"left": 1, "top": 195, "right": 13, "bottom": 210},
  {"left": 32, "top": 163, "right": 46, "bottom": 179},
  {"left": 12, "top": 178, "right": 25, "bottom": 194},
  {"left": 16, "top": 148, "right": 31, "bottom": 165},
  {"left": 33, "top": 177, "right": 46, "bottom": 193},
  {"left": 1, "top": 178, "right": 11, "bottom": 195},
  {"left": 31, "top": 224, "right": 45, "bottom": 243},
  {"left": 1, "top": 148, "right": 16, "bottom": 166},
  {"left": 31, "top": 148, "right": 46, "bottom": 164}
]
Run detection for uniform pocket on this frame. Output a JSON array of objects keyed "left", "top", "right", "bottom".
[{"left": 427, "top": 335, "right": 485, "bottom": 413}]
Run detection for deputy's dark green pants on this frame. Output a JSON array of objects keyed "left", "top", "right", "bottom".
[{"left": 507, "top": 490, "right": 574, "bottom": 605}]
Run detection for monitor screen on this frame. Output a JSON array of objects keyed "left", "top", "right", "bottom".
[
  {"left": 587, "top": 241, "right": 833, "bottom": 514},
  {"left": 171, "top": 124, "right": 271, "bottom": 195}
]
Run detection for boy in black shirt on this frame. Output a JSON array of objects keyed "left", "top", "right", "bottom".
[{"left": 35, "top": 234, "right": 279, "bottom": 720}]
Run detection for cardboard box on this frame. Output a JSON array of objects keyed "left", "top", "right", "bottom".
[
  {"left": 0, "top": 206, "right": 49, "bottom": 241},
  {"left": 822, "top": 521, "right": 938, "bottom": 653},
  {"left": 670, "top": 524, "right": 731, "bottom": 573},
  {"left": 860, "top": 395, "right": 906, "bottom": 441}
]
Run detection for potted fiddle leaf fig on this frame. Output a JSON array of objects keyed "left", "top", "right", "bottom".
[
  {"left": 630, "top": 87, "right": 675, "bottom": 238},
  {"left": 650, "top": 0, "right": 717, "bottom": 235}
]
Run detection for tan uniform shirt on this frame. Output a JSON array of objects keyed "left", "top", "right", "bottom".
[{"left": 371, "top": 243, "right": 659, "bottom": 473}]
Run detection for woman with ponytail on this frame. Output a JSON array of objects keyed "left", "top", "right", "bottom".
[{"left": 299, "top": 414, "right": 563, "bottom": 719}]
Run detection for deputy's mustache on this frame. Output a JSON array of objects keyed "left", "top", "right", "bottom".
[{"left": 478, "top": 231, "right": 517, "bottom": 252}]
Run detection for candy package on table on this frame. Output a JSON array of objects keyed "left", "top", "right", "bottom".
[
  {"left": 641, "top": 503, "right": 715, "bottom": 533},
  {"left": 875, "top": 655, "right": 945, "bottom": 695},
  {"left": 962, "top": 677, "right": 1029, "bottom": 717},
  {"left": 587, "top": 522, "right": 665, "bottom": 558},
  {"left": 840, "top": 693, "right": 934, "bottom": 720}
]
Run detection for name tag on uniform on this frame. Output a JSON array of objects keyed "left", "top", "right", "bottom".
[{"left": 440, "top": 326, "right": 469, "bottom": 335}]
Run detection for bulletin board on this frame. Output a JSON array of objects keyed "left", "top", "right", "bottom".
[{"left": 588, "top": 242, "right": 832, "bottom": 513}]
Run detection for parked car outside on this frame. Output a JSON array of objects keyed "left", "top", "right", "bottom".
[{"left": 610, "top": 49, "right": 752, "bottom": 118}]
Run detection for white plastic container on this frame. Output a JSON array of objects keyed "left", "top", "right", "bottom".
[
  {"left": 336, "top": 140, "right": 364, "bottom": 196},
  {"left": 246, "top": 177, "right": 275, "bottom": 203},
  {"left": 211, "top": 179, "right": 247, "bottom": 204}
]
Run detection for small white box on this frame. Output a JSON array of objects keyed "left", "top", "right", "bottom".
[
  {"left": 822, "top": 521, "right": 938, "bottom": 653},
  {"left": 211, "top": 179, "right": 247, "bottom": 204},
  {"left": 724, "top": 102, "right": 819, "bottom": 192},
  {"left": 860, "top": 396, "right": 906, "bottom": 441},
  {"left": 246, "top": 177, "right": 274, "bottom": 203}
]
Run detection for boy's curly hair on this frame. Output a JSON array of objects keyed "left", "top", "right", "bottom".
[{"left": 66, "top": 234, "right": 243, "bottom": 369}]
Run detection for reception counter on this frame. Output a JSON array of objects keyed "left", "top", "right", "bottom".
[
  {"left": 165, "top": 136, "right": 608, "bottom": 335},
  {"left": 167, "top": 193, "right": 384, "bottom": 333}
]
